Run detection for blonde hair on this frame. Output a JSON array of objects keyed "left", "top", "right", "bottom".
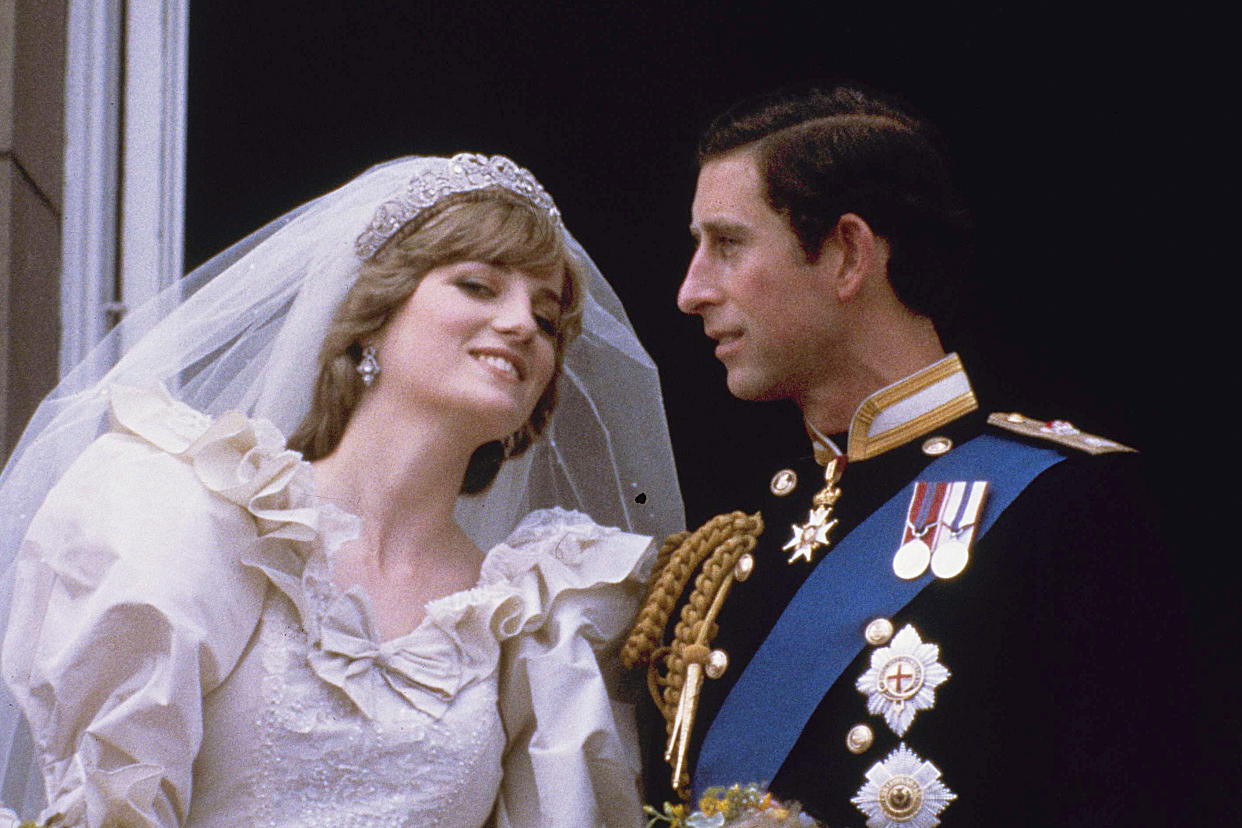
[{"left": 288, "top": 187, "right": 584, "bottom": 492}]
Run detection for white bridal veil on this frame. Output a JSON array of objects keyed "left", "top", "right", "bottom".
[{"left": 0, "top": 154, "right": 685, "bottom": 817}]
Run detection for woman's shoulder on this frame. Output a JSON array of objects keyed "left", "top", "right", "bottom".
[
  {"left": 107, "top": 384, "right": 310, "bottom": 507},
  {"left": 482, "top": 507, "right": 655, "bottom": 589},
  {"left": 25, "top": 385, "right": 315, "bottom": 574},
  {"left": 434, "top": 508, "right": 654, "bottom": 648}
]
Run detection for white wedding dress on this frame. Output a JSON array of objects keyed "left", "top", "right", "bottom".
[{"left": 2, "top": 386, "right": 652, "bottom": 827}]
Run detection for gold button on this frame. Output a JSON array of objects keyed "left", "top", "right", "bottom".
[
  {"left": 769, "top": 468, "right": 798, "bottom": 496},
  {"left": 846, "top": 723, "right": 874, "bottom": 754},
  {"left": 733, "top": 553, "right": 755, "bottom": 582},
  {"left": 705, "top": 649, "right": 729, "bottom": 680},
  {"left": 921, "top": 436, "right": 952, "bottom": 456},
  {"left": 1006, "top": 412, "right": 1025, "bottom": 424},
  {"left": 864, "top": 618, "right": 894, "bottom": 646}
]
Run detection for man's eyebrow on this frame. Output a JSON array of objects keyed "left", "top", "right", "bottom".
[{"left": 693, "top": 219, "right": 750, "bottom": 238}]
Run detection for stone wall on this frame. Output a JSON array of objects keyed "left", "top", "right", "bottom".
[{"left": 1, "top": 0, "right": 65, "bottom": 458}]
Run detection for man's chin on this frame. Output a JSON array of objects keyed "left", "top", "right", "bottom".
[{"left": 724, "top": 370, "right": 784, "bottom": 402}]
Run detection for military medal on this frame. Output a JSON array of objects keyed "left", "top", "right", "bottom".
[
  {"left": 893, "top": 482, "right": 948, "bottom": 580},
  {"left": 852, "top": 743, "right": 956, "bottom": 828},
  {"left": 929, "top": 541, "right": 968, "bottom": 580},
  {"left": 892, "top": 541, "right": 931, "bottom": 580},
  {"left": 783, "top": 457, "right": 844, "bottom": 565},
  {"left": 929, "top": 481, "right": 987, "bottom": 579}
]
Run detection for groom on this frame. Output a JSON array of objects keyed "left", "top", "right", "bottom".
[{"left": 637, "top": 85, "right": 1188, "bottom": 825}]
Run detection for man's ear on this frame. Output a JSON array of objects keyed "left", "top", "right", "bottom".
[{"left": 825, "top": 213, "right": 883, "bottom": 303}]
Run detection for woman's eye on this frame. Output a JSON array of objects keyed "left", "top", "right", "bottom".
[
  {"left": 535, "top": 316, "right": 558, "bottom": 337},
  {"left": 458, "top": 280, "right": 494, "bottom": 296}
]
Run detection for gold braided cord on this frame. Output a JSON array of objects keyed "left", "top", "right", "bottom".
[
  {"left": 640, "top": 530, "right": 690, "bottom": 613},
  {"left": 664, "top": 517, "right": 760, "bottom": 723},
  {"left": 622, "top": 513, "right": 753, "bottom": 670},
  {"left": 621, "top": 510, "right": 764, "bottom": 798}
]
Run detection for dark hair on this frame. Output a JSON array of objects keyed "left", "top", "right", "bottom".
[
  {"left": 698, "top": 84, "right": 973, "bottom": 324},
  {"left": 287, "top": 187, "right": 584, "bottom": 494}
]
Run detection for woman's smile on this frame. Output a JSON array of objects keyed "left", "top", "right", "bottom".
[{"left": 470, "top": 347, "right": 525, "bottom": 381}]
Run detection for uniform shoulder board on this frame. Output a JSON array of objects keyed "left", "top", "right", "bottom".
[{"left": 987, "top": 412, "right": 1137, "bottom": 455}]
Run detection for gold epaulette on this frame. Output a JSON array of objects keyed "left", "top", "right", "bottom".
[{"left": 987, "top": 412, "right": 1137, "bottom": 455}]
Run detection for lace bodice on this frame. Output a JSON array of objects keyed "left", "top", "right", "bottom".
[
  {"left": 3, "top": 387, "right": 654, "bottom": 827},
  {"left": 191, "top": 503, "right": 510, "bottom": 827}
]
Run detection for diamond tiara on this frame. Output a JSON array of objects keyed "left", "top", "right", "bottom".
[{"left": 354, "top": 153, "right": 562, "bottom": 259}]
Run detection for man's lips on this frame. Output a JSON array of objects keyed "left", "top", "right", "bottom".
[{"left": 706, "top": 329, "right": 742, "bottom": 359}]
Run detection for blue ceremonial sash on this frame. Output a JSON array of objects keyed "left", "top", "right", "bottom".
[{"left": 693, "top": 433, "right": 1064, "bottom": 796}]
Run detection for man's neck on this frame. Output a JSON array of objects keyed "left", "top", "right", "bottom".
[{"left": 800, "top": 320, "right": 945, "bottom": 435}]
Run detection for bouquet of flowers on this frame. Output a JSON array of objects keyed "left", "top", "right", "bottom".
[{"left": 645, "top": 784, "right": 823, "bottom": 827}]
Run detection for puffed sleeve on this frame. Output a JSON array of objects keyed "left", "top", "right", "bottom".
[
  {"left": 2, "top": 393, "right": 274, "bottom": 826},
  {"left": 488, "top": 509, "right": 654, "bottom": 828}
]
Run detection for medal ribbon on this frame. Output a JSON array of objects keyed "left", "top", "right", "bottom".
[
  {"left": 693, "top": 433, "right": 1065, "bottom": 797},
  {"left": 902, "top": 481, "right": 949, "bottom": 547},
  {"left": 942, "top": 481, "right": 982, "bottom": 538}
]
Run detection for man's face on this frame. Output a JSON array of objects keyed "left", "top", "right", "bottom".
[{"left": 678, "top": 150, "right": 841, "bottom": 403}]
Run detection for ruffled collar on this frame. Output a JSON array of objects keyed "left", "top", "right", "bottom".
[{"left": 107, "top": 385, "right": 637, "bottom": 721}]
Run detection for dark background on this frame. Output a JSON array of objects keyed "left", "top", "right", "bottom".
[{"left": 186, "top": 0, "right": 1226, "bottom": 783}]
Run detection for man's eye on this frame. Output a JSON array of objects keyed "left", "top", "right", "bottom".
[{"left": 716, "top": 237, "right": 740, "bottom": 255}]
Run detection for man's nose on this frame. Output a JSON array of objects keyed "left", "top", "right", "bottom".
[{"left": 677, "top": 249, "right": 716, "bottom": 315}]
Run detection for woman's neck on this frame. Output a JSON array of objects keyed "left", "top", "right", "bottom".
[{"left": 310, "top": 400, "right": 480, "bottom": 567}]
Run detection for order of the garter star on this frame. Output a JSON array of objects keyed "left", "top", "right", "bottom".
[{"left": 855, "top": 624, "right": 949, "bottom": 737}]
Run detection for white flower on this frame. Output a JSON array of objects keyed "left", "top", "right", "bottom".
[
  {"left": 855, "top": 624, "right": 949, "bottom": 736},
  {"left": 852, "top": 743, "right": 956, "bottom": 828}
]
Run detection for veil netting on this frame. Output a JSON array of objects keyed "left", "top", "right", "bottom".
[{"left": 0, "top": 154, "right": 685, "bottom": 817}]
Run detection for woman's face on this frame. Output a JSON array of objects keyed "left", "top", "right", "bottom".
[{"left": 372, "top": 260, "right": 562, "bottom": 442}]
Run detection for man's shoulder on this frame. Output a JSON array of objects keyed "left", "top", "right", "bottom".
[{"left": 983, "top": 410, "right": 1137, "bottom": 456}]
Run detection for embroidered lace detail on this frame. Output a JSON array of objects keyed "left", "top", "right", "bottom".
[{"left": 252, "top": 590, "right": 504, "bottom": 827}]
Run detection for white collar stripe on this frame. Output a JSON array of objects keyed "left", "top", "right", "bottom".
[{"left": 866, "top": 370, "right": 973, "bottom": 442}]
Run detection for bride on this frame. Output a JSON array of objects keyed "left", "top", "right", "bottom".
[{"left": 0, "top": 154, "right": 683, "bottom": 826}]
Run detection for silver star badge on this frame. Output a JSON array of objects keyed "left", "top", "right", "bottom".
[
  {"left": 856, "top": 624, "right": 950, "bottom": 736},
  {"left": 852, "top": 743, "right": 956, "bottom": 828}
]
